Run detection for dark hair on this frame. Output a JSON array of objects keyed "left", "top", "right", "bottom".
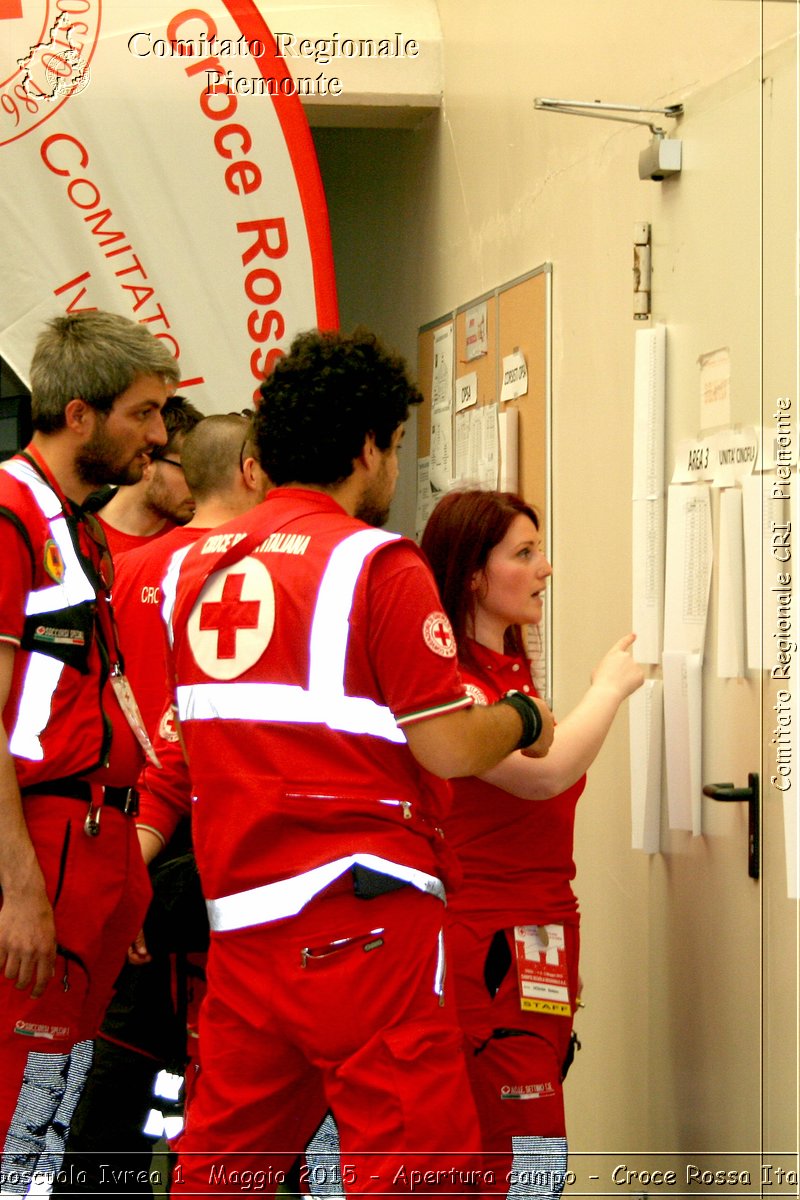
[
  {"left": 180, "top": 413, "right": 252, "bottom": 501},
  {"left": 420, "top": 490, "right": 539, "bottom": 666},
  {"left": 149, "top": 395, "right": 204, "bottom": 460},
  {"left": 30, "top": 311, "right": 180, "bottom": 433},
  {"left": 255, "top": 328, "right": 422, "bottom": 486}
]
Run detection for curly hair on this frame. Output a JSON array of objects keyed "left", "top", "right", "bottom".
[
  {"left": 30, "top": 311, "right": 180, "bottom": 434},
  {"left": 255, "top": 328, "right": 422, "bottom": 486},
  {"left": 420, "top": 489, "right": 540, "bottom": 668}
]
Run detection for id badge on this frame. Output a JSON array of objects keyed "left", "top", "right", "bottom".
[
  {"left": 513, "top": 924, "right": 571, "bottom": 1016},
  {"left": 109, "top": 665, "right": 161, "bottom": 768}
]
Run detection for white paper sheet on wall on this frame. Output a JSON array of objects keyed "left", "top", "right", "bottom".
[
  {"left": 662, "top": 483, "right": 710, "bottom": 837},
  {"left": 698, "top": 346, "right": 731, "bottom": 431},
  {"left": 717, "top": 488, "right": 746, "bottom": 678},
  {"left": 663, "top": 650, "right": 704, "bottom": 834},
  {"left": 631, "top": 500, "right": 665, "bottom": 665},
  {"left": 415, "top": 456, "right": 434, "bottom": 541},
  {"left": 451, "top": 405, "right": 499, "bottom": 489},
  {"left": 500, "top": 349, "right": 528, "bottom": 402},
  {"left": 454, "top": 412, "right": 471, "bottom": 484},
  {"left": 663, "top": 483, "right": 713, "bottom": 655},
  {"left": 466, "top": 410, "right": 483, "bottom": 482},
  {"left": 672, "top": 437, "right": 714, "bottom": 485},
  {"left": 633, "top": 326, "right": 666, "bottom": 500},
  {"left": 709, "top": 427, "right": 758, "bottom": 488},
  {"left": 465, "top": 302, "right": 488, "bottom": 361},
  {"left": 455, "top": 370, "right": 478, "bottom": 414},
  {"left": 672, "top": 428, "right": 758, "bottom": 489},
  {"left": 631, "top": 326, "right": 666, "bottom": 664},
  {"left": 629, "top": 679, "right": 663, "bottom": 853},
  {"left": 430, "top": 323, "right": 454, "bottom": 492},
  {"left": 480, "top": 404, "right": 499, "bottom": 489}
]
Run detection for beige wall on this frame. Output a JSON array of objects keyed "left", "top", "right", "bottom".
[{"left": 313, "top": 0, "right": 798, "bottom": 1174}]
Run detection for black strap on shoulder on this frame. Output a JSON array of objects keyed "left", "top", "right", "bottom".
[{"left": 0, "top": 505, "right": 35, "bottom": 576}]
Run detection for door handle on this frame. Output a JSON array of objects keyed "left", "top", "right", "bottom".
[{"left": 702, "top": 772, "right": 759, "bottom": 880}]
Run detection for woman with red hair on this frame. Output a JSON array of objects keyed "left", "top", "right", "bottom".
[{"left": 421, "top": 490, "right": 643, "bottom": 1198}]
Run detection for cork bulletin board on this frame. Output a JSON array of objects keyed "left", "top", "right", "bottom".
[{"left": 416, "top": 264, "right": 553, "bottom": 701}]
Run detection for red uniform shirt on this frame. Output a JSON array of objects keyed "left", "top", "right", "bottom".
[
  {"left": 136, "top": 700, "right": 190, "bottom": 850},
  {"left": 96, "top": 514, "right": 178, "bottom": 560},
  {"left": 446, "top": 639, "right": 585, "bottom": 933},
  {"left": 163, "top": 488, "right": 472, "bottom": 915},
  {"left": 113, "top": 525, "right": 209, "bottom": 739}
]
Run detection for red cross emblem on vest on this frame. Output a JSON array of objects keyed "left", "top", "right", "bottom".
[
  {"left": 199, "top": 573, "right": 260, "bottom": 659},
  {"left": 187, "top": 558, "right": 276, "bottom": 680}
]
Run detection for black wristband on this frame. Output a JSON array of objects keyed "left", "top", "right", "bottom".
[{"left": 498, "top": 690, "right": 543, "bottom": 750}]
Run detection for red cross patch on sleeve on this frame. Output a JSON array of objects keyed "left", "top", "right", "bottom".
[{"left": 422, "top": 611, "right": 457, "bottom": 658}]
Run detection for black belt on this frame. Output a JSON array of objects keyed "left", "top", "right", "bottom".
[{"left": 21, "top": 779, "right": 139, "bottom": 815}]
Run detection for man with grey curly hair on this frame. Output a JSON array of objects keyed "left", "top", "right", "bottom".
[{"left": 0, "top": 311, "right": 179, "bottom": 1191}]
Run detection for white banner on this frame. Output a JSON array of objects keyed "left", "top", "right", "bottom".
[{"left": 0, "top": 1, "right": 338, "bottom": 411}]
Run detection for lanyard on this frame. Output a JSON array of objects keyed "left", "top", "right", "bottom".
[{"left": 18, "top": 447, "right": 123, "bottom": 668}]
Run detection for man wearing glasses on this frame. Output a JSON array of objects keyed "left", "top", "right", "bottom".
[
  {"left": 92, "top": 394, "right": 203, "bottom": 560},
  {"left": 0, "top": 311, "right": 179, "bottom": 1191}
]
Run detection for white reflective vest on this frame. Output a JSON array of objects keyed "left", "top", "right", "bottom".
[
  {"left": 0, "top": 458, "right": 97, "bottom": 761},
  {"left": 166, "top": 527, "right": 408, "bottom": 745},
  {"left": 165, "top": 525, "right": 449, "bottom": 932}
]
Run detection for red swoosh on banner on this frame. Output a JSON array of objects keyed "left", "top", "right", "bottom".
[{"left": 222, "top": 0, "right": 339, "bottom": 333}]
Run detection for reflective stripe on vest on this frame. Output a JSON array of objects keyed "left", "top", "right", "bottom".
[
  {"left": 171, "top": 526, "right": 407, "bottom": 744},
  {"left": 161, "top": 543, "right": 193, "bottom": 651},
  {"left": 9, "top": 654, "right": 65, "bottom": 761},
  {"left": 1, "top": 460, "right": 97, "bottom": 613},
  {"left": 434, "top": 927, "right": 446, "bottom": 998},
  {"left": 206, "top": 852, "right": 445, "bottom": 932},
  {"left": 1, "top": 459, "right": 97, "bottom": 760}
]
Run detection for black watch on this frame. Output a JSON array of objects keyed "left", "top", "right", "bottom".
[{"left": 498, "top": 690, "right": 543, "bottom": 749}]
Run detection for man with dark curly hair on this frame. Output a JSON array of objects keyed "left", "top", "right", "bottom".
[{"left": 138, "top": 328, "right": 553, "bottom": 1197}]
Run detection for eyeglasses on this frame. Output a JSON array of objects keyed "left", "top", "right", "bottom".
[{"left": 155, "top": 457, "right": 184, "bottom": 469}]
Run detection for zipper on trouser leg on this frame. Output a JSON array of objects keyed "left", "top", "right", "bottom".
[{"left": 300, "top": 928, "right": 386, "bottom": 968}]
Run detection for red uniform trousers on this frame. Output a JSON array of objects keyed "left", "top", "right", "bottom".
[
  {"left": 448, "top": 921, "right": 580, "bottom": 1195},
  {"left": 0, "top": 795, "right": 151, "bottom": 1155},
  {"left": 171, "top": 884, "right": 482, "bottom": 1197}
]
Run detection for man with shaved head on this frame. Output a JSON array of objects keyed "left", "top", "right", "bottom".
[{"left": 54, "top": 412, "right": 269, "bottom": 1196}]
